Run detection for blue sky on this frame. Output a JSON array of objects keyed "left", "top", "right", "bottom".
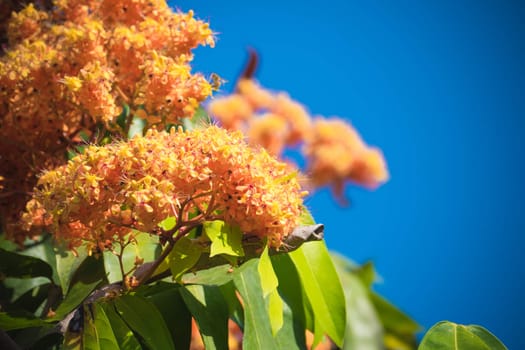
[{"left": 172, "top": 1, "right": 525, "bottom": 347}]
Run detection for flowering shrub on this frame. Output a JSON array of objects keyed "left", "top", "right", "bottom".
[
  {"left": 23, "top": 126, "right": 305, "bottom": 251},
  {"left": 0, "top": 0, "right": 214, "bottom": 243},
  {"left": 0, "top": 1, "right": 508, "bottom": 350}
]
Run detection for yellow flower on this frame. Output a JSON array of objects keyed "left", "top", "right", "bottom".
[{"left": 62, "top": 76, "right": 83, "bottom": 92}]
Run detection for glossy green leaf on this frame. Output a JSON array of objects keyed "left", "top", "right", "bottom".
[
  {"left": 271, "top": 253, "right": 311, "bottom": 335},
  {"left": 50, "top": 256, "right": 105, "bottom": 321},
  {"left": 167, "top": 237, "right": 203, "bottom": 281},
  {"left": 267, "top": 291, "right": 284, "bottom": 336},
  {"left": 92, "top": 303, "right": 120, "bottom": 350},
  {"left": 233, "top": 259, "right": 278, "bottom": 350},
  {"left": 100, "top": 302, "right": 141, "bottom": 350},
  {"left": 203, "top": 220, "right": 244, "bottom": 258},
  {"left": 180, "top": 284, "right": 229, "bottom": 350},
  {"left": 114, "top": 294, "right": 175, "bottom": 350},
  {"left": 0, "top": 311, "right": 47, "bottom": 330},
  {"left": 103, "top": 231, "right": 160, "bottom": 283},
  {"left": 258, "top": 244, "right": 283, "bottom": 335},
  {"left": 2, "top": 276, "right": 49, "bottom": 303},
  {"left": 419, "top": 321, "right": 507, "bottom": 350},
  {"left": 158, "top": 216, "right": 177, "bottom": 231},
  {"left": 274, "top": 299, "right": 306, "bottom": 350},
  {"left": 289, "top": 241, "right": 346, "bottom": 347},
  {"left": 19, "top": 236, "right": 59, "bottom": 284},
  {"left": 141, "top": 282, "right": 192, "bottom": 350},
  {"left": 56, "top": 244, "right": 88, "bottom": 294},
  {"left": 258, "top": 244, "right": 278, "bottom": 297},
  {"left": 181, "top": 264, "right": 234, "bottom": 286},
  {"left": 50, "top": 277, "right": 101, "bottom": 323},
  {"left": 0, "top": 248, "right": 53, "bottom": 280}
]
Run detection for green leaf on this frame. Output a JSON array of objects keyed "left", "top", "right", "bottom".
[
  {"left": 370, "top": 291, "right": 420, "bottom": 335},
  {"left": 114, "top": 294, "right": 175, "bottom": 350},
  {"left": 100, "top": 301, "right": 141, "bottom": 350},
  {"left": 181, "top": 264, "right": 234, "bottom": 286},
  {"left": 91, "top": 303, "right": 120, "bottom": 350},
  {"left": 219, "top": 281, "right": 244, "bottom": 326},
  {"left": 141, "top": 282, "right": 192, "bottom": 350},
  {"left": 330, "top": 253, "right": 383, "bottom": 350},
  {"left": 180, "top": 284, "right": 229, "bottom": 350},
  {"left": 166, "top": 237, "right": 202, "bottom": 281},
  {"left": 338, "top": 272, "right": 383, "bottom": 350},
  {"left": 258, "top": 244, "right": 278, "bottom": 297},
  {"left": 0, "top": 311, "right": 47, "bottom": 330},
  {"left": 50, "top": 256, "right": 105, "bottom": 321},
  {"left": 12, "top": 282, "right": 51, "bottom": 313},
  {"left": 2, "top": 276, "right": 49, "bottom": 303},
  {"left": 267, "top": 291, "right": 284, "bottom": 336},
  {"left": 274, "top": 299, "right": 306, "bottom": 350},
  {"left": 55, "top": 244, "right": 88, "bottom": 294},
  {"left": 331, "top": 253, "right": 419, "bottom": 349},
  {"left": 50, "top": 277, "right": 100, "bottom": 322},
  {"left": 233, "top": 259, "right": 278, "bottom": 350},
  {"left": 288, "top": 241, "right": 346, "bottom": 347},
  {"left": 83, "top": 305, "right": 100, "bottom": 350},
  {"left": 419, "top": 321, "right": 508, "bottom": 350},
  {"left": 103, "top": 231, "right": 160, "bottom": 283},
  {"left": 271, "top": 253, "right": 311, "bottom": 337},
  {"left": 0, "top": 248, "right": 53, "bottom": 280},
  {"left": 203, "top": 220, "right": 244, "bottom": 258},
  {"left": 19, "top": 235, "right": 59, "bottom": 284},
  {"left": 258, "top": 244, "right": 283, "bottom": 335},
  {"left": 182, "top": 106, "right": 211, "bottom": 131},
  {"left": 158, "top": 216, "right": 177, "bottom": 231}
]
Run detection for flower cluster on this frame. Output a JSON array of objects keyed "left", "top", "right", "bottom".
[
  {"left": 305, "top": 118, "right": 388, "bottom": 196},
  {"left": 23, "top": 126, "right": 306, "bottom": 251},
  {"left": 0, "top": 0, "right": 215, "bottom": 242},
  {"left": 208, "top": 78, "right": 388, "bottom": 200},
  {"left": 209, "top": 78, "right": 311, "bottom": 155}
]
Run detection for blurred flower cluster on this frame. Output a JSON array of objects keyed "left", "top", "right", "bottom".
[
  {"left": 23, "top": 126, "right": 306, "bottom": 252},
  {"left": 0, "top": 0, "right": 215, "bottom": 242},
  {"left": 208, "top": 76, "right": 389, "bottom": 202}
]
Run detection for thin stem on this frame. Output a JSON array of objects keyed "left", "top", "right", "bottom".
[{"left": 136, "top": 220, "right": 202, "bottom": 286}]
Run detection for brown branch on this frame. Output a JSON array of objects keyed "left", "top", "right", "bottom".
[{"left": 235, "top": 48, "right": 259, "bottom": 91}]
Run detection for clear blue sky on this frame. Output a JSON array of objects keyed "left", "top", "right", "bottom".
[{"left": 172, "top": 1, "right": 525, "bottom": 347}]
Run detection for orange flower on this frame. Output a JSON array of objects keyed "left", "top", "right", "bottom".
[
  {"left": 237, "top": 78, "right": 275, "bottom": 110},
  {"left": 304, "top": 118, "right": 388, "bottom": 200},
  {"left": 208, "top": 94, "right": 254, "bottom": 130},
  {"left": 23, "top": 126, "right": 306, "bottom": 250},
  {"left": 247, "top": 113, "right": 288, "bottom": 156},
  {"left": 1, "top": 1, "right": 216, "bottom": 242}
]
